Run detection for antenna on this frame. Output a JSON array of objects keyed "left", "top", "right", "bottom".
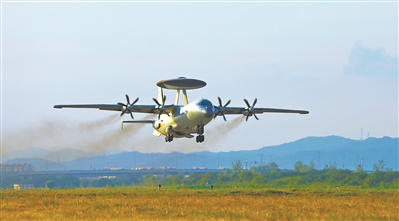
[
  {"left": 360, "top": 128, "right": 363, "bottom": 140},
  {"left": 361, "top": 156, "right": 364, "bottom": 170}
]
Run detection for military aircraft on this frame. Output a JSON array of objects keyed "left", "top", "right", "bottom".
[{"left": 54, "top": 77, "right": 309, "bottom": 143}]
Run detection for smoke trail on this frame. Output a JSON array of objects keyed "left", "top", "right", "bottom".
[
  {"left": 130, "top": 116, "right": 246, "bottom": 154},
  {"left": 2, "top": 113, "right": 244, "bottom": 161},
  {"left": 78, "top": 114, "right": 119, "bottom": 132},
  {"left": 207, "top": 116, "right": 246, "bottom": 138},
  {"left": 1, "top": 114, "right": 136, "bottom": 154},
  {"left": 81, "top": 114, "right": 155, "bottom": 153},
  {"left": 196, "top": 116, "right": 246, "bottom": 151}
]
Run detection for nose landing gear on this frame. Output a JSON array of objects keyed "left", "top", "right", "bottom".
[
  {"left": 196, "top": 125, "right": 205, "bottom": 143},
  {"left": 165, "top": 126, "right": 173, "bottom": 142}
]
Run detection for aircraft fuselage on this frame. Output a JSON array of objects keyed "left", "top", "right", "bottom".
[{"left": 153, "top": 98, "right": 214, "bottom": 139}]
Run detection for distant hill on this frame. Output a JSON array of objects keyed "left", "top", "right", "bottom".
[
  {"left": 4, "top": 136, "right": 398, "bottom": 171},
  {"left": 2, "top": 147, "right": 123, "bottom": 162}
]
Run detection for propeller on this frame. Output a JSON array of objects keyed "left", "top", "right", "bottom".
[
  {"left": 152, "top": 95, "right": 170, "bottom": 119},
  {"left": 243, "top": 98, "right": 259, "bottom": 121},
  {"left": 214, "top": 97, "right": 231, "bottom": 121},
  {"left": 118, "top": 94, "right": 139, "bottom": 119}
]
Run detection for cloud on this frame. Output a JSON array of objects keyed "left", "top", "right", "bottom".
[{"left": 344, "top": 41, "right": 398, "bottom": 77}]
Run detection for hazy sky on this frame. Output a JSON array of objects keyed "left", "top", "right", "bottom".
[{"left": 2, "top": 1, "right": 398, "bottom": 154}]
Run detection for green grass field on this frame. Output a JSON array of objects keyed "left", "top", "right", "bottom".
[{"left": 1, "top": 187, "right": 398, "bottom": 220}]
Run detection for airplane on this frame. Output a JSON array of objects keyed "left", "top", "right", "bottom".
[{"left": 54, "top": 77, "right": 309, "bottom": 143}]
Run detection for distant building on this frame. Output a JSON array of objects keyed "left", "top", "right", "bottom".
[
  {"left": 13, "top": 184, "right": 34, "bottom": 190},
  {"left": 13, "top": 184, "right": 20, "bottom": 190},
  {"left": 0, "top": 163, "right": 35, "bottom": 173},
  {"left": 103, "top": 167, "right": 123, "bottom": 171}
]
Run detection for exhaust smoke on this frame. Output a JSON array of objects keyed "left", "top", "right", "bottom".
[
  {"left": 1, "top": 114, "right": 153, "bottom": 155},
  {"left": 2, "top": 113, "right": 245, "bottom": 159}
]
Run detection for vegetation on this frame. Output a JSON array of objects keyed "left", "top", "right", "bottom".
[
  {"left": 1, "top": 187, "right": 397, "bottom": 220},
  {"left": 2, "top": 160, "right": 398, "bottom": 220},
  {"left": 143, "top": 160, "right": 398, "bottom": 189},
  {"left": 2, "top": 160, "right": 398, "bottom": 189}
]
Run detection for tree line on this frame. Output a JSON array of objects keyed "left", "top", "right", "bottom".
[
  {"left": 2, "top": 160, "right": 397, "bottom": 189},
  {"left": 143, "top": 160, "right": 398, "bottom": 189}
]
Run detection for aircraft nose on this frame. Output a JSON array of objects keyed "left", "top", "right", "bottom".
[{"left": 201, "top": 106, "right": 214, "bottom": 118}]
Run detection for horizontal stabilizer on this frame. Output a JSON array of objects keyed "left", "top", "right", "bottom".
[
  {"left": 123, "top": 120, "right": 154, "bottom": 124},
  {"left": 153, "top": 130, "right": 162, "bottom": 136},
  {"left": 121, "top": 120, "right": 154, "bottom": 130}
]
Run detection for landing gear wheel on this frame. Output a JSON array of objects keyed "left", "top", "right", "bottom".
[
  {"left": 195, "top": 125, "right": 205, "bottom": 143},
  {"left": 165, "top": 135, "right": 173, "bottom": 142},
  {"left": 165, "top": 126, "right": 173, "bottom": 142},
  {"left": 196, "top": 135, "right": 204, "bottom": 143}
]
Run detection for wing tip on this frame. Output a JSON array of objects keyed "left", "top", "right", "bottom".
[{"left": 54, "top": 105, "right": 63, "bottom": 109}]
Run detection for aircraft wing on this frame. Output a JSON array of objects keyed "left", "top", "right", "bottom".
[
  {"left": 54, "top": 104, "right": 158, "bottom": 114},
  {"left": 223, "top": 107, "right": 309, "bottom": 115}
]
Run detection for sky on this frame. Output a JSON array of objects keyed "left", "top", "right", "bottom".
[{"left": 1, "top": 1, "right": 398, "bottom": 154}]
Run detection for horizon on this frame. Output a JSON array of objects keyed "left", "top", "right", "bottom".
[{"left": 4, "top": 134, "right": 397, "bottom": 154}]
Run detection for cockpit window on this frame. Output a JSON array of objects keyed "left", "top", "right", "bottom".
[{"left": 199, "top": 100, "right": 212, "bottom": 106}]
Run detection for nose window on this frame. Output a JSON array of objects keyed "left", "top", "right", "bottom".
[{"left": 199, "top": 100, "right": 212, "bottom": 106}]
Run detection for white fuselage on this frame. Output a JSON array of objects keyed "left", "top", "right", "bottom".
[{"left": 153, "top": 98, "right": 214, "bottom": 138}]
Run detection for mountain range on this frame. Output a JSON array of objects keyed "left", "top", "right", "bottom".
[{"left": 3, "top": 136, "right": 398, "bottom": 171}]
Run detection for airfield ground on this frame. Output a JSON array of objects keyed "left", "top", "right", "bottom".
[{"left": 1, "top": 187, "right": 397, "bottom": 220}]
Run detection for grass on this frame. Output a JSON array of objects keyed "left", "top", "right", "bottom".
[{"left": 1, "top": 187, "right": 398, "bottom": 220}]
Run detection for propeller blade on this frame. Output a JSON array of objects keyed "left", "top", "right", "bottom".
[
  {"left": 153, "top": 95, "right": 170, "bottom": 119},
  {"left": 213, "top": 111, "right": 219, "bottom": 119},
  {"left": 120, "top": 94, "right": 138, "bottom": 119},
  {"left": 244, "top": 99, "right": 251, "bottom": 108},
  {"left": 215, "top": 97, "right": 231, "bottom": 121},
  {"left": 243, "top": 98, "right": 260, "bottom": 121},
  {"left": 252, "top": 98, "right": 257, "bottom": 107},
  {"left": 153, "top": 98, "right": 161, "bottom": 106},
  {"left": 132, "top": 97, "right": 139, "bottom": 105},
  {"left": 224, "top": 100, "right": 231, "bottom": 107}
]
